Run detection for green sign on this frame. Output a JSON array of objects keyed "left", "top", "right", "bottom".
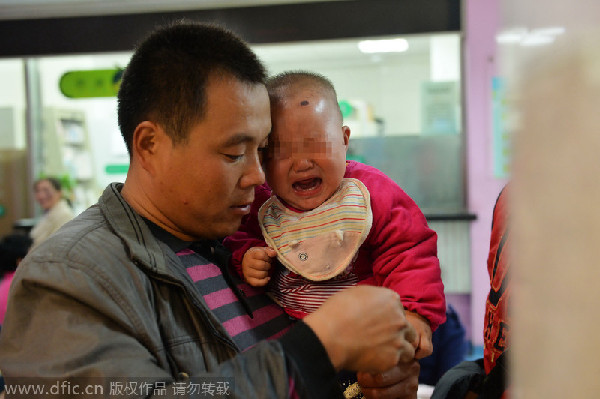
[
  {"left": 0, "top": 204, "right": 5, "bottom": 218},
  {"left": 60, "top": 68, "right": 123, "bottom": 98},
  {"left": 338, "top": 100, "right": 354, "bottom": 118},
  {"left": 105, "top": 164, "right": 129, "bottom": 175}
]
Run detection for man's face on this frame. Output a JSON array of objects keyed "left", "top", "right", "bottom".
[
  {"left": 265, "top": 89, "right": 349, "bottom": 211},
  {"left": 151, "top": 75, "right": 271, "bottom": 240}
]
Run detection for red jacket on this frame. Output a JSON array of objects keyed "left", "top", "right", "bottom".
[
  {"left": 484, "top": 186, "right": 510, "bottom": 375},
  {"left": 224, "top": 161, "right": 446, "bottom": 330}
]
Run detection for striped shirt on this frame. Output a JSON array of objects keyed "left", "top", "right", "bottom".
[
  {"left": 271, "top": 269, "right": 359, "bottom": 319},
  {"left": 145, "top": 221, "right": 294, "bottom": 351}
]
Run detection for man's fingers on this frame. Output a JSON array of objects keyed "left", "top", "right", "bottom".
[
  {"left": 358, "top": 360, "right": 420, "bottom": 399},
  {"left": 403, "top": 322, "right": 417, "bottom": 346},
  {"left": 397, "top": 340, "right": 416, "bottom": 363},
  {"left": 414, "top": 337, "right": 433, "bottom": 359},
  {"left": 360, "top": 379, "right": 418, "bottom": 399},
  {"left": 358, "top": 360, "right": 420, "bottom": 387}
]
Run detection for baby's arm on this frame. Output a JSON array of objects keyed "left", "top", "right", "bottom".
[
  {"left": 353, "top": 165, "right": 446, "bottom": 331},
  {"left": 242, "top": 246, "right": 277, "bottom": 287}
]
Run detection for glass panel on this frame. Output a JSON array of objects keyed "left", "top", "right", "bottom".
[
  {"left": 0, "top": 59, "right": 29, "bottom": 235},
  {"left": 33, "top": 52, "right": 131, "bottom": 215},
  {"left": 0, "top": 59, "right": 27, "bottom": 148},
  {"left": 23, "top": 32, "right": 464, "bottom": 215},
  {"left": 253, "top": 32, "right": 464, "bottom": 213}
]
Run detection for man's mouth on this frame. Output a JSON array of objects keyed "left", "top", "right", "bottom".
[
  {"left": 292, "top": 177, "right": 322, "bottom": 192},
  {"left": 230, "top": 203, "right": 252, "bottom": 215},
  {"left": 231, "top": 198, "right": 253, "bottom": 210}
]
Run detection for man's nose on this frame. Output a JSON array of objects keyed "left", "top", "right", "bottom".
[{"left": 240, "top": 154, "right": 265, "bottom": 188}]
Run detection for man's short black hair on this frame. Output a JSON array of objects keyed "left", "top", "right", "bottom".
[{"left": 117, "top": 20, "right": 268, "bottom": 155}]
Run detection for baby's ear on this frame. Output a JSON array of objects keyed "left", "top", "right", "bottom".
[{"left": 342, "top": 125, "right": 351, "bottom": 146}]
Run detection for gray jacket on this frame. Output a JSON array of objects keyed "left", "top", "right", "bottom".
[{"left": 0, "top": 183, "right": 341, "bottom": 398}]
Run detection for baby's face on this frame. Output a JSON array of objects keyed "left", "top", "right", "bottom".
[{"left": 265, "top": 92, "right": 350, "bottom": 211}]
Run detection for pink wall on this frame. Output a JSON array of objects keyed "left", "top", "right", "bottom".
[{"left": 464, "top": 0, "right": 508, "bottom": 347}]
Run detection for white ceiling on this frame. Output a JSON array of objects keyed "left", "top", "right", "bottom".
[
  {"left": 0, "top": 0, "right": 341, "bottom": 20},
  {"left": 254, "top": 35, "right": 433, "bottom": 66}
]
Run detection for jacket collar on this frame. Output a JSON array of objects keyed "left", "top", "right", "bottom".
[
  {"left": 99, "top": 183, "right": 168, "bottom": 275},
  {"left": 143, "top": 216, "right": 221, "bottom": 259}
]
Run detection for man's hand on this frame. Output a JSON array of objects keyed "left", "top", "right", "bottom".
[
  {"left": 242, "top": 246, "right": 277, "bottom": 286},
  {"left": 358, "top": 359, "right": 420, "bottom": 399},
  {"left": 405, "top": 310, "right": 433, "bottom": 359},
  {"left": 304, "top": 285, "right": 416, "bottom": 373}
]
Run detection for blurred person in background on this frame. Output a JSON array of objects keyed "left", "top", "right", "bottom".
[
  {"left": 431, "top": 186, "right": 509, "bottom": 399},
  {"left": 30, "top": 177, "right": 74, "bottom": 248}
]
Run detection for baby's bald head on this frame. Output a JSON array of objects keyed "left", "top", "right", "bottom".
[{"left": 266, "top": 71, "right": 343, "bottom": 123}]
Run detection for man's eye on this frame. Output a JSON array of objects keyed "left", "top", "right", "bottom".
[{"left": 224, "top": 154, "right": 244, "bottom": 161}]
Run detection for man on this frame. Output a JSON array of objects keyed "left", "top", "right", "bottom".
[{"left": 0, "top": 22, "right": 420, "bottom": 398}]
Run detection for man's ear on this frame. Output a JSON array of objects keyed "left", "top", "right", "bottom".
[{"left": 131, "top": 121, "right": 162, "bottom": 173}]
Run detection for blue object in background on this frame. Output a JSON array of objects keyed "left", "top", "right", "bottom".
[{"left": 419, "top": 304, "right": 468, "bottom": 386}]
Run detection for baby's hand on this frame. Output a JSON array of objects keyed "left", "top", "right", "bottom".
[
  {"left": 405, "top": 310, "right": 433, "bottom": 359},
  {"left": 242, "top": 246, "right": 277, "bottom": 287}
]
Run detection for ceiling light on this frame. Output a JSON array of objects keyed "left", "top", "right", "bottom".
[
  {"left": 496, "top": 29, "right": 527, "bottom": 44},
  {"left": 520, "top": 34, "right": 555, "bottom": 46},
  {"left": 532, "top": 27, "right": 566, "bottom": 37},
  {"left": 358, "top": 38, "right": 409, "bottom": 53},
  {"left": 496, "top": 26, "right": 566, "bottom": 47}
]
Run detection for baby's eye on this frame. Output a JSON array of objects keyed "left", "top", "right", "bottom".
[
  {"left": 272, "top": 143, "right": 292, "bottom": 159},
  {"left": 305, "top": 141, "right": 328, "bottom": 154}
]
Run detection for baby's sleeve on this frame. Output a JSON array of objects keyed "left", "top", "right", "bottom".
[{"left": 356, "top": 167, "right": 446, "bottom": 331}]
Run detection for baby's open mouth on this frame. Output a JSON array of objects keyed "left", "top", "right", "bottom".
[{"left": 292, "top": 178, "right": 322, "bottom": 191}]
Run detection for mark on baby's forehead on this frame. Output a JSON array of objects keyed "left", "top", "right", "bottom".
[{"left": 300, "top": 100, "right": 309, "bottom": 106}]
